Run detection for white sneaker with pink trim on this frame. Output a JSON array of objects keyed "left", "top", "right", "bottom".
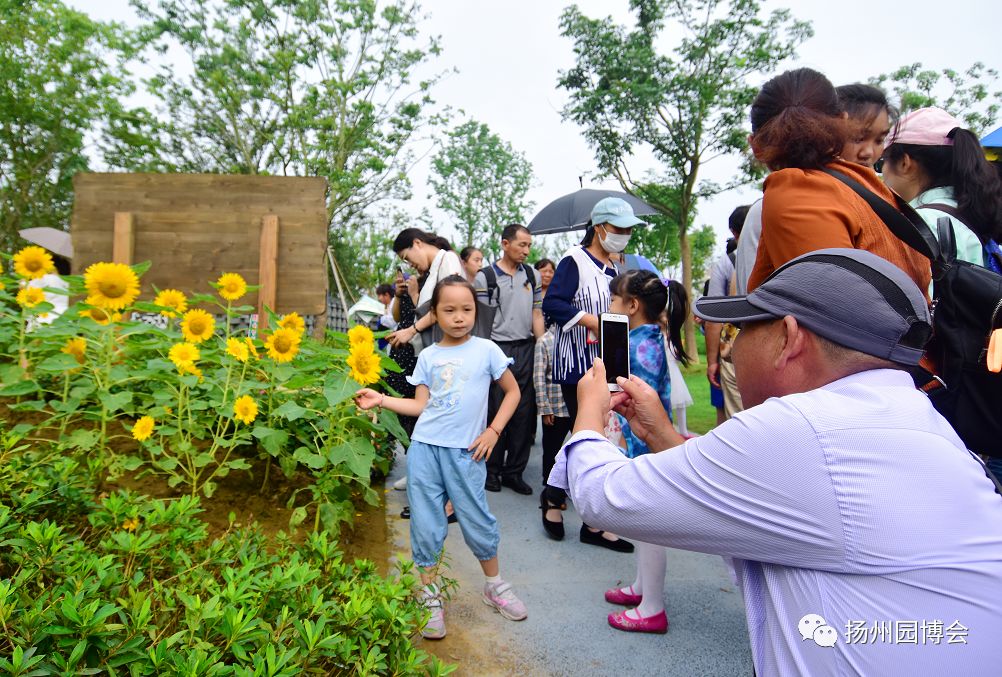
[{"left": 482, "top": 580, "right": 528, "bottom": 621}]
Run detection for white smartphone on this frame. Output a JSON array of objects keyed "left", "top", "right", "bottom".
[{"left": 599, "top": 312, "right": 630, "bottom": 391}]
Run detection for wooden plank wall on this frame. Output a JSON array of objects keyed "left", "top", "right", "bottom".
[{"left": 71, "top": 174, "right": 329, "bottom": 315}]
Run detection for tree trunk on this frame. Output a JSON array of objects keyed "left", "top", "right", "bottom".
[{"left": 678, "top": 225, "right": 699, "bottom": 365}]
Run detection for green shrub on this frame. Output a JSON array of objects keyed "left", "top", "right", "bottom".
[{"left": 0, "top": 426, "right": 453, "bottom": 676}]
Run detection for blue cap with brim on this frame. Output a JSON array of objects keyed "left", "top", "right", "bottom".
[
  {"left": 693, "top": 248, "right": 932, "bottom": 366},
  {"left": 591, "top": 197, "right": 646, "bottom": 229}
]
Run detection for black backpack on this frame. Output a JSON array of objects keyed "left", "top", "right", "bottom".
[
  {"left": 824, "top": 169, "right": 1002, "bottom": 457},
  {"left": 478, "top": 263, "right": 537, "bottom": 334}
]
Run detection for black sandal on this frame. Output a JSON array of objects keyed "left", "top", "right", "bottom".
[
  {"left": 401, "top": 505, "right": 457, "bottom": 524},
  {"left": 539, "top": 495, "right": 566, "bottom": 541}
]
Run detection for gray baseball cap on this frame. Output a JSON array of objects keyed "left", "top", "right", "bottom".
[{"left": 694, "top": 248, "right": 932, "bottom": 365}]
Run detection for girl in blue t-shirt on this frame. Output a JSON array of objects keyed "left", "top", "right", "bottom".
[
  {"left": 355, "top": 275, "right": 526, "bottom": 639},
  {"left": 603, "top": 269, "right": 690, "bottom": 635}
]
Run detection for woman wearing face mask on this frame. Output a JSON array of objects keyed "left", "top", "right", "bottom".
[{"left": 540, "top": 197, "right": 642, "bottom": 552}]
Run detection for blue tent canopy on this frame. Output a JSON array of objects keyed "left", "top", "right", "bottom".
[{"left": 982, "top": 125, "right": 1002, "bottom": 149}]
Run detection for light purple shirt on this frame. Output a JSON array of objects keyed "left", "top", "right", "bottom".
[{"left": 550, "top": 369, "right": 1002, "bottom": 675}]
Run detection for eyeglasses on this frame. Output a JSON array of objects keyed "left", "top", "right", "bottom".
[{"left": 873, "top": 157, "right": 885, "bottom": 174}]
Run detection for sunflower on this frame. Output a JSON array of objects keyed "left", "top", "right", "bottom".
[
  {"left": 233, "top": 394, "right": 258, "bottom": 425},
  {"left": 244, "top": 337, "right": 259, "bottom": 358},
  {"left": 347, "top": 344, "right": 382, "bottom": 386},
  {"left": 226, "top": 337, "right": 250, "bottom": 362},
  {"left": 181, "top": 364, "right": 204, "bottom": 382},
  {"left": 265, "top": 327, "right": 301, "bottom": 363},
  {"left": 12, "top": 246, "right": 55, "bottom": 280},
  {"left": 16, "top": 286, "right": 46, "bottom": 308},
  {"left": 216, "top": 273, "right": 247, "bottom": 301},
  {"left": 168, "top": 342, "right": 200, "bottom": 371},
  {"left": 131, "top": 415, "right": 155, "bottom": 442},
  {"left": 83, "top": 262, "right": 140, "bottom": 310},
  {"left": 278, "top": 312, "right": 306, "bottom": 335},
  {"left": 348, "top": 324, "right": 375, "bottom": 349},
  {"left": 62, "top": 337, "right": 87, "bottom": 364},
  {"left": 154, "top": 289, "right": 188, "bottom": 318},
  {"left": 180, "top": 309, "right": 215, "bottom": 343},
  {"left": 79, "top": 307, "right": 121, "bottom": 325},
  {"left": 80, "top": 307, "right": 121, "bottom": 325}
]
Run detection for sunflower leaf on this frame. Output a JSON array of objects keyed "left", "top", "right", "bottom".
[{"left": 272, "top": 401, "right": 306, "bottom": 421}]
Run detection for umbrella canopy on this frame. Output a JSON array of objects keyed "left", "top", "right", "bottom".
[
  {"left": 18, "top": 227, "right": 73, "bottom": 258},
  {"left": 527, "top": 189, "right": 657, "bottom": 235}
]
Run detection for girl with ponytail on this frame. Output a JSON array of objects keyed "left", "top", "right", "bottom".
[
  {"left": 600, "top": 269, "right": 682, "bottom": 634},
  {"left": 881, "top": 107, "right": 1002, "bottom": 271}
]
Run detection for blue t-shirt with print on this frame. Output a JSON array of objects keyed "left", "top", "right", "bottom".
[{"left": 407, "top": 336, "right": 513, "bottom": 449}]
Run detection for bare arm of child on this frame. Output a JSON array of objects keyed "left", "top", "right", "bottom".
[
  {"left": 468, "top": 368, "right": 520, "bottom": 461},
  {"left": 354, "top": 385, "right": 429, "bottom": 418}
]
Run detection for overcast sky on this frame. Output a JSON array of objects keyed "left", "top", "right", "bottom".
[{"left": 69, "top": 0, "right": 1002, "bottom": 267}]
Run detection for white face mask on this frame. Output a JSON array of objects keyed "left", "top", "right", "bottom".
[{"left": 598, "top": 225, "right": 631, "bottom": 254}]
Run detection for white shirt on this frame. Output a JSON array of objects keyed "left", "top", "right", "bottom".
[
  {"left": 417, "top": 249, "right": 463, "bottom": 308},
  {"left": 550, "top": 369, "right": 1002, "bottom": 676}
]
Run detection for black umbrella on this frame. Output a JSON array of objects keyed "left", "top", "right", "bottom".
[{"left": 527, "top": 189, "right": 657, "bottom": 235}]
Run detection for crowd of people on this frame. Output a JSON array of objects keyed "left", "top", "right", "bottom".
[{"left": 355, "top": 66, "right": 1002, "bottom": 674}]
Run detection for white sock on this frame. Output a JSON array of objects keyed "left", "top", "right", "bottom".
[
  {"left": 486, "top": 574, "right": 502, "bottom": 585},
  {"left": 634, "top": 541, "right": 667, "bottom": 617},
  {"left": 421, "top": 583, "right": 439, "bottom": 598}
]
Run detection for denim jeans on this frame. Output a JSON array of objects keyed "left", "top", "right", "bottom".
[{"left": 406, "top": 440, "right": 500, "bottom": 568}]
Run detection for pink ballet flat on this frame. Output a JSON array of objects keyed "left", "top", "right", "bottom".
[
  {"left": 604, "top": 585, "right": 642, "bottom": 606},
  {"left": 608, "top": 609, "right": 669, "bottom": 634}
]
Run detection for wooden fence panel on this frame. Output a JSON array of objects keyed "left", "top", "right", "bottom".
[{"left": 71, "top": 174, "right": 329, "bottom": 315}]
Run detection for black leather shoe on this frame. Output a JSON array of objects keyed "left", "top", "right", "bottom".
[
  {"left": 540, "top": 495, "right": 565, "bottom": 541},
  {"left": 579, "top": 524, "right": 634, "bottom": 553},
  {"left": 485, "top": 474, "right": 501, "bottom": 492},
  {"left": 501, "top": 475, "right": 533, "bottom": 495}
]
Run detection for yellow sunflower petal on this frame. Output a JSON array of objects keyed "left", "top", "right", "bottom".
[
  {"left": 83, "top": 262, "right": 140, "bottom": 310},
  {"left": 154, "top": 289, "right": 188, "bottom": 318},
  {"left": 216, "top": 273, "right": 247, "bottom": 301},
  {"left": 180, "top": 308, "right": 215, "bottom": 343},
  {"left": 265, "top": 327, "right": 301, "bottom": 363},
  {"left": 131, "top": 415, "right": 155, "bottom": 442},
  {"left": 16, "top": 286, "right": 46, "bottom": 308},
  {"left": 347, "top": 343, "right": 382, "bottom": 386},
  {"left": 278, "top": 312, "right": 306, "bottom": 335},
  {"left": 13, "top": 246, "right": 55, "bottom": 280},
  {"left": 62, "top": 337, "right": 87, "bottom": 364},
  {"left": 233, "top": 394, "right": 258, "bottom": 425},
  {"left": 226, "top": 337, "right": 250, "bottom": 362}
]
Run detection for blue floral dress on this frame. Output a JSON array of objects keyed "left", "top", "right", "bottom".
[{"left": 618, "top": 323, "right": 673, "bottom": 458}]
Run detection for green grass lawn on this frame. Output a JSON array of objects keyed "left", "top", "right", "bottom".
[{"left": 679, "top": 331, "right": 718, "bottom": 435}]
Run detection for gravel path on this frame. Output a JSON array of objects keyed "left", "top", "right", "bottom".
[{"left": 385, "top": 436, "right": 753, "bottom": 676}]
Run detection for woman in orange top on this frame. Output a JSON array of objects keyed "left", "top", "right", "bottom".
[{"left": 746, "top": 68, "right": 930, "bottom": 293}]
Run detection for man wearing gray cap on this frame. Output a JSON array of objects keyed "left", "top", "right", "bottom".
[{"left": 549, "top": 249, "right": 1002, "bottom": 673}]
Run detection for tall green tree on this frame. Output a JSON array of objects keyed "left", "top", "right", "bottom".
[
  {"left": 124, "top": 0, "right": 444, "bottom": 265},
  {"left": 428, "top": 119, "right": 534, "bottom": 256},
  {"left": 870, "top": 62, "right": 1002, "bottom": 135},
  {"left": 558, "top": 0, "right": 812, "bottom": 356},
  {"left": 0, "top": 0, "right": 136, "bottom": 252}
]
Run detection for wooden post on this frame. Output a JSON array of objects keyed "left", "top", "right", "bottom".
[
  {"left": 112, "top": 212, "right": 134, "bottom": 265},
  {"left": 257, "top": 214, "right": 279, "bottom": 332}
]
